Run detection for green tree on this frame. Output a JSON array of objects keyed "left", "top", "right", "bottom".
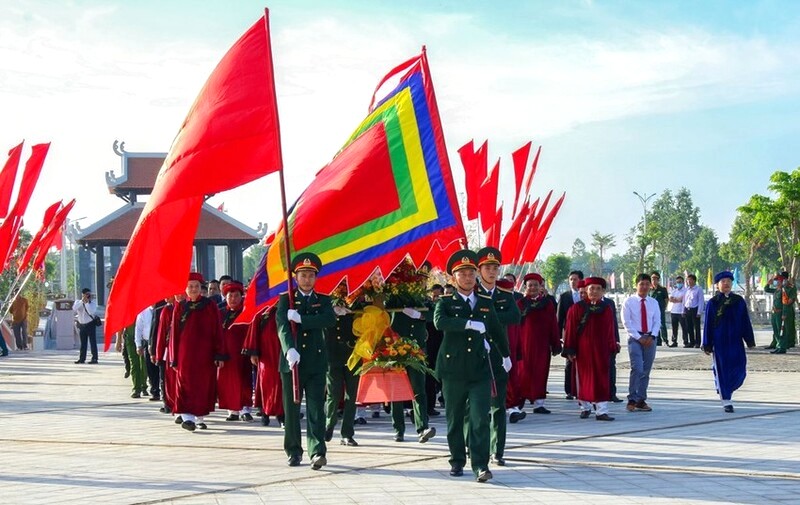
[
  {"left": 682, "top": 226, "right": 722, "bottom": 281},
  {"left": 242, "top": 243, "right": 266, "bottom": 283},
  {"left": 590, "top": 231, "right": 616, "bottom": 274},
  {"left": 541, "top": 253, "right": 572, "bottom": 292},
  {"left": 646, "top": 188, "right": 701, "bottom": 273}
]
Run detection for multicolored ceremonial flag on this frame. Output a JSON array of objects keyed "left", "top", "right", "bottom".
[{"left": 240, "top": 49, "right": 465, "bottom": 321}]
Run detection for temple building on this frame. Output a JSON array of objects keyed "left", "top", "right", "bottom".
[{"left": 73, "top": 141, "right": 262, "bottom": 305}]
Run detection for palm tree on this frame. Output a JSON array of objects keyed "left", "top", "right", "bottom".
[{"left": 591, "top": 231, "right": 616, "bottom": 274}]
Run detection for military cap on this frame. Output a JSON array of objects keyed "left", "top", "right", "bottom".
[
  {"left": 446, "top": 249, "right": 478, "bottom": 275},
  {"left": 714, "top": 271, "right": 734, "bottom": 283},
  {"left": 584, "top": 277, "right": 606, "bottom": 289},
  {"left": 291, "top": 252, "right": 322, "bottom": 274},
  {"left": 476, "top": 246, "right": 502, "bottom": 267}
]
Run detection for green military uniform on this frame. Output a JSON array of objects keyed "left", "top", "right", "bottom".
[
  {"left": 649, "top": 285, "right": 669, "bottom": 345},
  {"left": 122, "top": 324, "right": 147, "bottom": 397},
  {"left": 390, "top": 310, "right": 430, "bottom": 439},
  {"left": 434, "top": 250, "right": 504, "bottom": 481},
  {"left": 765, "top": 279, "right": 797, "bottom": 351},
  {"left": 476, "top": 283, "right": 517, "bottom": 462},
  {"left": 276, "top": 253, "right": 337, "bottom": 466},
  {"left": 324, "top": 310, "right": 360, "bottom": 443}
]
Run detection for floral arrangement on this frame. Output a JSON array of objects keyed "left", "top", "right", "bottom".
[
  {"left": 357, "top": 326, "right": 433, "bottom": 376},
  {"left": 335, "top": 258, "right": 428, "bottom": 309}
]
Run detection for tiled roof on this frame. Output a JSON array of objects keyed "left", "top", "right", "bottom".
[
  {"left": 76, "top": 202, "right": 259, "bottom": 244},
  {"left": 106, "top": 154, "right": 164, "bottom": 193}
]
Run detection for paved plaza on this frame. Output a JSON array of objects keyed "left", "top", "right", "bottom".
[{"left": 1, "top": 329, "right": 798, "bottom": 504}]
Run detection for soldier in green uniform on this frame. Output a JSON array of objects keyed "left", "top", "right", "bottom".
[
  {"left": 765, "top": 272, "right": 797, "bottom": 353},
  {"left": 324, "top": 294, "right": 362, "bottom": 447},
  {"left": 434, "top": 249, "right": 505, "bottom": 483},
  {"left": 276, "top": 252, "right": 337, "bottom": 469},
  {"left": 390, "top": 304, "right": 436, "bottom": 443},
  {"left": 474, "top": 247, "right": 516, "bottom": 467},
  {"left": 649, "top": 272, "right": 669, "bottom": 346}
]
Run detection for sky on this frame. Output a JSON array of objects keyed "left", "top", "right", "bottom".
[{"left": 2, "top": 0, "right": 799, "bottom": 259}]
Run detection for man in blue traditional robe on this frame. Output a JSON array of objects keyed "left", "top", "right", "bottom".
[{"left": 702, "top": 271, "right": 756, "bottom": 413}]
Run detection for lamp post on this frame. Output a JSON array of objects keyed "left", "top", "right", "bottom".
[{"left": 632, "top": 191, "right": 656, "bottom": 234}]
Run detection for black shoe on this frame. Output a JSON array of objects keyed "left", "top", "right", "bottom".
[
  {"left": 0, "top": 351, "right": 8, "bottom": 357},
  {"left": 668, "top": 342, "right": 677, "bottom": 348},
  {"left": 287, "top": 455, "right": 301, "bottom": 467},
  {"left": 533, "top": 406, "right": 551, "bottom": 414},
  {"left": 476, "top": 469, "right": 493, "bottom": 483},
  {"left": 225, "top": 414, "right": 240, "bottom": 422},
  {"left": 355, "top": 417, "right": 367, "bottom": 425},
  {"left": 242, "top": 413, "right": 254, "bottom": 422},
  {"left": 383, "top": 404, "right": 391, "bottom": 414},
  {"left": 580, "top": 410, "right": 591, "bottom": 419},
  {"left": 181, "top": 420, "right": 196, "bottom": 432},
  {"left": 277, "top": 415, "right": 285, "bottom": 428},
  {"left": 261, "top": 415, "right": 270, "bottom": 426},
  {"left": 140, "top": 390, "right": 149, "bottom": 397},
  {"left": 124, "top": 371, "right": 130, "bottom": 378},
  {"left": 130, "top": 392, "right": 141, "bottom": 399},
  {"left": 491, "top": 455, "right": 506, "bottom": 466},
  {"left": 724, "top": 405, "right": 735, "bottom": 413},
  {"left": 610, "top": 396, "right": 624, "bottom": 403},
  {"left": 449, "top": 465, "right": 464, "bottom": 477},
  {"left": 88, "top": 360, "right": 98, "bottom": 364},
  {"left": 371, "top": 411, "right": 381, "bottom": 419},
  {"left": 197, "top": 422, "right": 207, "bottom": 430},
  {"left": 340, "top": 437, "right": 359, "bottom": 446},
  {"left": 509, "top": 410, "right": 526, "bottom": 423},
  {"left": 771, "top": 349, "right": 786, "bottom": 354},
  {"left": 427, "top": 409, "right": 440, "bottom": 416},
  {"left": 310, "top": 454, "right": 327, "bottom": 470},
  {"left": 324, "top": 426, "right": 334, "bottom": 442},
  {"left": 566, "top": 394, "right": 574, "bottom": 400},
  {"left": 595, "top": 413, "right": 615, "bottom": 421},
  {"left": 74, "top": 360, "right": 85, "bottom": 364},
  {"left": 149, "top": 395, "right": 161, "bottom": 402},
  {"left": 764, "top": 345, "right": 776, "bottom": 350},
  {"left": 418, "top": 427, "right": 436, "bottom": 443},
  {"left": 175, "top": 415, "right": 183, "bottom": 424},
  {"left": 394, "top": 434, "right": 404, "bottom": 442}
]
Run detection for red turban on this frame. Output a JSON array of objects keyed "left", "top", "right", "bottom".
[
  {"left": 584, "top": 276, "right": 606, "bottom": 289},
  {"left": 188, "top": 272, "right": 204, "bottom": 283},
  {"left": 523, "top": 273, "right": 544, "bottom": 284},
  {"left": 222, "top": 281, "right": 244, "bottom": 295}
]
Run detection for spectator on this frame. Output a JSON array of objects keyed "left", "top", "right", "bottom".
[
  {"left": 649, "top": 272, "right": 669, "bottom": 346},
  {"left": 10, "top": 294, "right": 29, "bottom": 350},
  {"left": 668, "top": 275, "right": 687, "bottom": 348},
  {"left": 684, "top": 274, "right": 704, "bottom": 348},
  {"left": 73, "top": 288, "right": 98, "bottom": 364}
]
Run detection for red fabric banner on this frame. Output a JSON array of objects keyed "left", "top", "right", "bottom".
[
  {"left": 104, "top": 13, "right": 283, "bottom": 347},
  {"left": 511, "top": 141, "right": 531, "bottom": 218},
  {"left": 500, "top": 199, "right": 530, "bottom": 263},
  {"left": 478, "top": 159, "right": 500, "bottom": 233},
  {"left": 17, "top": 200, "right": 62, "bottom": 275},
  {"left": 519, "top": 192, "right": 565, "bottom": 263},
  {"left": 0, "top": 142, "right": 24, "bottom": 218},
  {"left": 0, "top": 215, "right": 23, "bottom": 271},
  {"left": 6, "top": 143, "right": 50, "bottom": 220},
  {"left": 32, "top": 199, "right": 76, "bottom": 272},
  {"left": 520, "top": 145, "right": 541, "bottom": 209},
  {"left": 484, "top": 206, "right": 503, "bottom": 248},
  {"left": 512, "top": 196, "right": 543, "bottom": 264},
  {"left": 458, "top": 140, "right": 487, "bottom": 221}
]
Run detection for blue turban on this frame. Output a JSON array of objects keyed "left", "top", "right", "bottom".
[{"left": 714, "top": 271, "right": 734, "bottom": 283}]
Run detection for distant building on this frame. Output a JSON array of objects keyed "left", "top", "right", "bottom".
[{"left": 73, "top": 141, "right": 262, "bottom": 305}]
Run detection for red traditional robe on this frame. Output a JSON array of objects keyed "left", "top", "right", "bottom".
[
  {"left": 563, "top": 300, "right": 617, "bottom": 403},
  {"left": 169, "top": 297, "right": 224, "bottom": 416},
  {"left": 217, "top": 306, "right": 252, "bottom": 411},
  {"left": 242, "top": 307, "right": 283, "bottom": 416},
  {"left": 155, "top": 303, "right": 176, "bottom": 411},
  {"left": 505, "top": 319, "right": 524, "bottom": 408},
  {"left": 518, "top": 295, "right": 561, "bottom": 401}
]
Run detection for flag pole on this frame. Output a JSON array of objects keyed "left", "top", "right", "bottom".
[
  {"left": 1, "top": 269, "right": 34, "bottom": 321},
  {"left": 263, "top": 9, "right": 300, "bottom": 405}
]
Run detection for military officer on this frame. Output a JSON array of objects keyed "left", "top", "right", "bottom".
[
  {"left": 434, "top": 249, "right": 505, "bottom": 483},
  {"left": 276, "top": 252, "right": 337, "bottom": 470},
  {"left": 474, "top": 247, "right": 516, "bottom": 467}
]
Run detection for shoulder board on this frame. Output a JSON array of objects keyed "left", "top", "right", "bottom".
[
  {"left": 278, "top": 291, "right": 289, "bottom": 296},
  {"left": 477, "top": 293, "right": 492, "bottom": 300},
  {"left": 496, "top": 286, "right": 513, "bottom": 294}
]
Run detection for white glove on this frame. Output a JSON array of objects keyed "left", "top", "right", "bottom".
[
  {"left": 402, "top": 307, "right": 422, "bottom": 319},
  {"left": 483, "top": 339, "right": 491, "bottom": 351},
  {"left": 287, "top": 309, "right": 302, "bottom": 324},
  {"left": 465, "top": 320, "right": 486, "bottom": 334},
  {"left": 502, "top": 356, "right": 512, "bottom": 373},
  {"left": 286, "top": 348, "right": 301, "bottom": 369},
  {"left": 333, "top": 306, "right": 351, "bottom": 316}
]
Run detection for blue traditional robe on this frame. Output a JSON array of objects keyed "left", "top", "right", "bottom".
[{"left": 702, "top": 293, "right": 755, "bottom": 400}]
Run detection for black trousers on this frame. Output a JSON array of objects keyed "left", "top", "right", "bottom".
[
  {"left": 684, "top": 308, "right": 700, "bottom": 346},
  {"left": 142, "top": 340, "right": 161, "bottom": 397},
  {"left": 670, "top": 313, "right": 686, "bottom": 345},
  {"left": 78, "top": 323, "right": 98, "bottom": 362}
]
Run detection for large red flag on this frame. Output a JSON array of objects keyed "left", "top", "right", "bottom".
[
  {"left": 458, "top": 140, "right": 487, "bottom": 221},
  {"left": 0, "top": 142, "right": 24, "bottom": 218},
  {"left": 478, "top": 158, "right": 500, "bottom": 233},
  {"left": 484, "top": 206, "right": 503, "bottom": 248},
  {"left": 500, "top": 198, "right": 530, "bottom": 262},
  {"left": 519, "top": 192, "right": 565, "bottom": 263},
  {"left": 32, "top": 199, "right": 76, "bottom": 273},
  {"left": 105, "top": 12, "right": 283, "bottom": 347},
  {"left": 519, "top": 145, "right": 541, "bottom": 207},
  {"left": 511, "top": 141, "right": 531, "bottom": 217},
  {"left": 0, "top": 215, "right": 23, "bottom": 270},
  {"left": 17, "top": 200, "right": 62, "bottom": 275},
  {"left": 513, "top": 196, "right": 544, "bottom": 264},
  {"left": 6, "top": 143, "right": 50, "bottom": 220}
]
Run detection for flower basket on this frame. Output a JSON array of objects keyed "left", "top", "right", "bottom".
[{"left": 356, "top": 367, "right": 414, "bottom": 403}]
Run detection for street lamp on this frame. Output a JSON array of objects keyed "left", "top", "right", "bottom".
[{"left": 633, "top": 191, "right": 656, "bottom": 234}]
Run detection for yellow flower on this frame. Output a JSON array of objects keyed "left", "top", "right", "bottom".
[{"left": 398, "top": 349, "right": 407, "bottom": 356}]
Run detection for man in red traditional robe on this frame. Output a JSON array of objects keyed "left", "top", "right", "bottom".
[
  {"left": 517, "top": 273, "right": 561, "bottom": 414},
  {"left": 562, "top": 277, "right": 619, "bottom": 421},
  {"left": 217, "top": 281, "right": 254, "bottom": 422},
  {"left": 242, "top": 306, "right": 285, "bottom": 427},
  {"left": 170, "top": 272, "right": 226, "bottom": 431}
]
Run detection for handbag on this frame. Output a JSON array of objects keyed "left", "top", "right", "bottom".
[{"left": 82, "top": 302, "right": 102, "bottom": 327}]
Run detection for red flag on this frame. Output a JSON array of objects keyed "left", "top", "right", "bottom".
[
  {"left": 6, "top": 143, "right": 50, "bottom": 220},
  {"left": 484, "top": 206, "right": 503, "bottom": 248},
  {"left": 519, "top": 192, "right": 565, "bottom": 263},
  {"left": 511, "top": 141, "right": 531, "bottom": 217},
  {"left": 17, "top": 200, "right": 62, "bottom": 274},
  {"left": 500, "top": 198, "right": 530, "bottom": 262},
  {"left": 32, "top": 200, "right": 76, "bottom": 273},
  {"left": 458, "top": 140, "right": 487, "bottom": 221},
  {"left": 513, "top": 196, "right": 544, "bottom": 264},
  {"left": 105, "top": 12, "right": 283, "bottom": 347},
  {"left": 0, "top": 215, "right": 23, "bottom": 270},
  {"left": 478, "top": 158, "right": 500, "bottom": 233},
  {"left": 519, "top": 145, "right": 541, "bottom": 207},
  {"left": 0, "top": 142, "right": 24, "bottom": 218}
]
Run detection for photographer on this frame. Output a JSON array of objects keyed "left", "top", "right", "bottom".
[{"left": 73, "top": 288, "right": 99, "bottom": 364}]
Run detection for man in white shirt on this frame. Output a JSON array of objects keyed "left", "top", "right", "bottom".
[
  {"left": 667, "top": 275, "right": 687, "bottom": 348},
  {"left": 73, "top": 288, "right": 98, "bottom": 364},
  {"left": 683, "top": 274, "right": 704, "bottom": 348},
  {"left": 622, "top": 274, "right": 661, "bottom": 412}
]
